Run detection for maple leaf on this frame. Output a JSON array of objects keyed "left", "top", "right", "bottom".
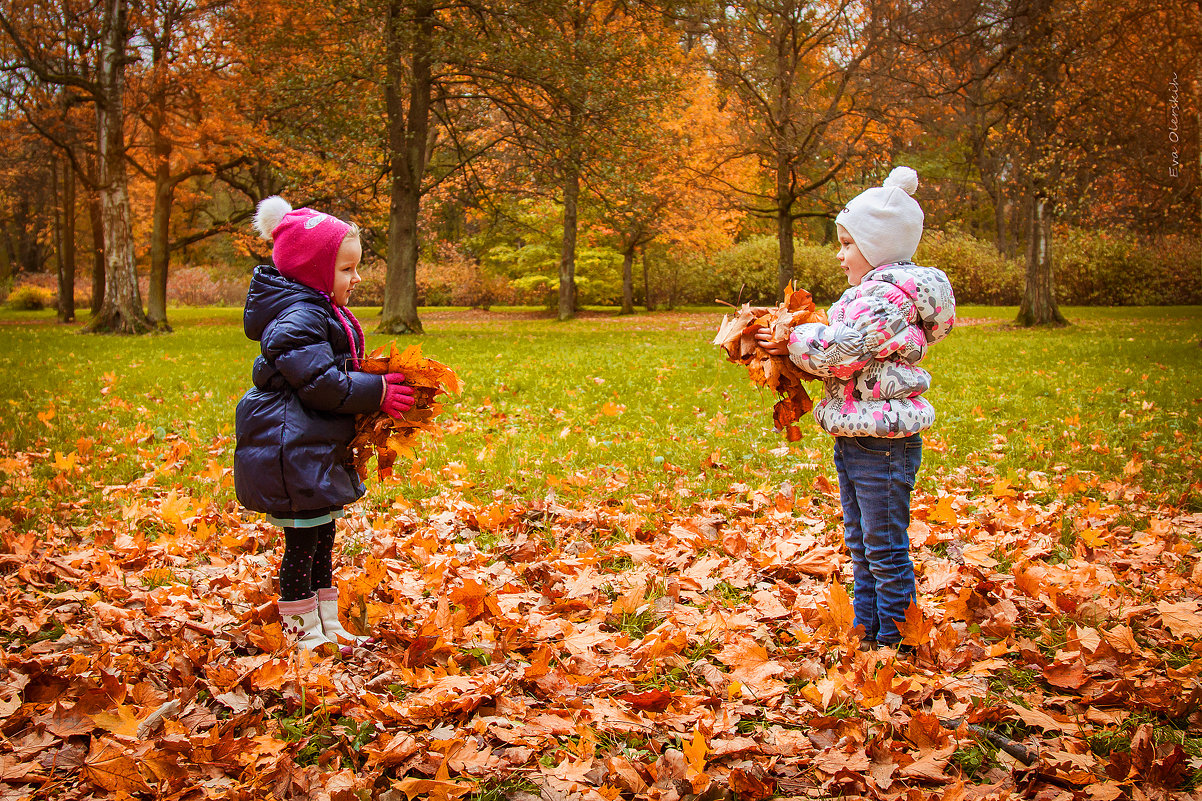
[
  {"left": 81, "top": 737, "right": 149, "bottom": 793},
  {"left": 1156, "top": 601, "right": 1202, "bottom": 638},
  {"left": 391, "top": 756, "right": 473, "bottom": 801},
  {"left": 683, "top": 727, "right": 710, "bottom": 793},
  {"left": 351, "top": 342, "right": 463, "bottom": 481},
  {"left": 713, "top": 284, "right": 827, "bottom": 440},
  {"left": 88, "top": 705, "right": 146, "bottom": 738},
  {"left": 729, "top": 763, "right": 775, "bottom": 801},
  {"left": 826, "top": 579, "right": 854, "bottom": 635},
  {"left": 617, "top": 689, "right": 673, "bottom": 713},
  {"left": 927, "top": 495, "right": 957, "bottom": 526},
  {"left": 897, "top": 602, "right": 933, "bottom": 647}
]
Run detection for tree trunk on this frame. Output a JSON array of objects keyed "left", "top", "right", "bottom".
[
  {"left": 558, "top": 166, "right": 579, "bottom": 321},
  {"left": 86, "top": 0, "right": 151, "bottom": 334},
  {"left": 89, "top": 193, "right": 105, "bottom": 315},
  {"left": 776, "top": 156, "right": 793, "bottom": 299},
  {"left": 378, "top": 0, "right": 434, "bottom": 335},
  {"left": 1015, "top": 194, "right": 1066, "bottom": 326},
  {"left": 1013, "top": 0, "right": 1065, "bottom": 328},
  {"left": 56, "top": 158, "right": 76, "bottom": 323},
  {"left": 148, "top": 130, "right": 173, "bottom": 331},
  {"left": 993, "top": 197, "right": 1013, "bottom": 257},
  {"left": 620, "top": 244, "right": 634, "bottom": 314},
  {"left": 776, "top": 205, "right": 794, "bottom": 300},
  {"left": 643, "top": 250, "right": 654, "bottom": 311}
]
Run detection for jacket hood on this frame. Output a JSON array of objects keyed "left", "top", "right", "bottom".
[
  {"left": 864, "top": 262, "right": 956, "bottom": 344},
  {"left": 243, "top": 265, "right": 329, "bottom": 342}
]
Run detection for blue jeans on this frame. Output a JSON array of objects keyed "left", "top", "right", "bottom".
[{"left": 833, "top": 434, "right": 922, "bottom": 645}]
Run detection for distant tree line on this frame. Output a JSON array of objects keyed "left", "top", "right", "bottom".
[{"left": 0, "top": 0, "right": 1197, "bottom": 332}]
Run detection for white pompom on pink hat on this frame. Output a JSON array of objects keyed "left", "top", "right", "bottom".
[
  {"left": 253, "top": 196, "right": 351, "bottom": 296},
  {"left": 835, "top": 166, "right": 924, "bottom": 268}
]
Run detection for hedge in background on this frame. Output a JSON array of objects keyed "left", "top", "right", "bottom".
[{"left": 692, "top": 229, "right": 1201, "bottom": 307}]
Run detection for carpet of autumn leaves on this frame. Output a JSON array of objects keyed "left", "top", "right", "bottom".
[
  {"left": 3, "top": 312, "right": 1202, "bottom": 801},
  {"left": 4, "top": 440, "right": 1202, "bottom": 801}
]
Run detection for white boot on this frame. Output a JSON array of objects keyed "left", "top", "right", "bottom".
[
  {"left": 317, "top": 587, "right": 371, "bottom": 649},
  {"left": 278, "top": 595, "right": 337, "bottom": 654}
]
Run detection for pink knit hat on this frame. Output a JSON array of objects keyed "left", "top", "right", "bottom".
[{"left": 253, "top": 196, "right": 350, "bottom": 295}]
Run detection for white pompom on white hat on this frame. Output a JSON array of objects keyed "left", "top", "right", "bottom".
[
  {"left": 835, "top": 166, "right": 924, "bottom": 268},
  {"left": 253, "top": 196, "right": 293, "bottom": 242}
]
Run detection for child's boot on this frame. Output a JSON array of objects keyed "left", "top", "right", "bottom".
[
  {"left": 278, "top": 595, "right": 337, "bottom": 653},
  {"left": 316, "top": 587, "right": 371, "bottom": 650}
]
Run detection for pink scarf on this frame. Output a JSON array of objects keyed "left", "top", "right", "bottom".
[{"left": 330, "top": 303, "right": 364, "bottom": 370}]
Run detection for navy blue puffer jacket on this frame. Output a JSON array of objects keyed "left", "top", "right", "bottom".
[{"left": 234, "top": 266, "right": 383, "bottom": 515}]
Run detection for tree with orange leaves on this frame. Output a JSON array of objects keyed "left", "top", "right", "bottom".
[
  {"left": 1, "top": 0, "right": 152, "bottom": 333},
  {"left": 702, "top": 0, "right": 894, "bottom": 300}
]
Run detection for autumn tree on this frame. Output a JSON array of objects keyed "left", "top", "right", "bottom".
[
  {"left": 591, "top": 64, "right": 743, "bottom": 314},
  {"left": 703, "top": 0, "right": 890, "bottom": 299},
  {"left": 469, "top": 0, "right": 681, "bottom": 321},
  {"left": 127, "top": 0, "right": 251, "bottom": 331},
  {"left": 1, "top": 0, "right": 153, "bottom": 333},
  {"left": 377, "top": 0, "right": 440, "bottom": 335},
  {"left": 0, "top": 2, "right": 103, "bottom": 322}
]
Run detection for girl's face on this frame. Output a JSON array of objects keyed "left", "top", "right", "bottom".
[
  {"left": 331, "top": 236, "right": 362, "bottom": 306},
  {"left": 836, "top": 225, "right": 873, "bottom": 286}
]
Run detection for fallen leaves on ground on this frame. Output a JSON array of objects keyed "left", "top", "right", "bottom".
[
  {"left": 712, "top": 285, "right": 827, "bottom": 442},
  {"left": 3, "top": 430, "right": 1202, "bottom": 801},
  {"left": 352, "top": 343, "right": 464, "bottom": 481}
]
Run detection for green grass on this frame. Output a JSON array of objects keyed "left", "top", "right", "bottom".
[{"left": 1, "top": 304, "right": 1200, "bottom": 531}]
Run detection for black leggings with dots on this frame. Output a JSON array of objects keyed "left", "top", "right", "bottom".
[{"left": 279, "top": 521, "right": 336, "bottom": 602}]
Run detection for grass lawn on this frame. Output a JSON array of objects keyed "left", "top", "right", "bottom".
[{"left": 2, "top": 303, "right": 1200, "bottom": 520}]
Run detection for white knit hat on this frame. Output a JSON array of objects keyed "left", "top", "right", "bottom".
[{"left": 835, "top": 167, "right": 924, "bottom": 268}]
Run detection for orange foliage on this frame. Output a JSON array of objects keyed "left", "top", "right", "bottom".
[
  {"left": 351, "top": 343, "right": 464, "bottom": 480},
  {"left": 713, "top": 285, "right": 827, "bottom": 441}
]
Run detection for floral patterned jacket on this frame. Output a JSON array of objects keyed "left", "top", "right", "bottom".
[{"left": 787, "top": 262, "right": 956, "bottom": 438}]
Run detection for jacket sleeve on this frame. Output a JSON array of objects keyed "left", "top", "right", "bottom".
[
  {"left": 786, "top": 285, "right": 923, "bottom": 378},
  {"left": 260, "top": 305, "right": 383, "bottom": 415}
]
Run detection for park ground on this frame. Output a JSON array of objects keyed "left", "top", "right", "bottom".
[{"left": 0, "top": 304, "right": 1201, "bottom": 800}]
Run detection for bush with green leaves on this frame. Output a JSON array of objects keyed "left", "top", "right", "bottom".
[
  {"left": 677, "top": 235, "right": 848, "bottom": 307},
  {"left": 916, "top": 230, "right": 1025, "bottom": 305},
  {"left": 1054, "top": 229, "right": 1202, "bottom": 306},
  {"left": 6, "top": 285, "right": 54, "bottom": 311}
]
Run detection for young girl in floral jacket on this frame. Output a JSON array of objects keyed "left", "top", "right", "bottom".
[
  {"left": 758, "top": 167, "right": 955, "bottom": 650},
  {"left": 235, "top": 197, "right": 415, "bottom": 653}
]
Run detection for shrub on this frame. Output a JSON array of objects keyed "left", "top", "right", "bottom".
[
  {"left": 915, "top": 230, "right": 1024, "bottom": 305},
  {"left": 421, "top": 242, "right": 520, "bottom": 308},
  {"left": 167, "top": 266, "right": 248, "bottom": 306},
  {"left": 1053, "top": 229, "right": 1202, "bottom": 306},
  {"left": 353, "top": 263, "right": 386, "bottom": 306},
  {"left": 678, "top": 235, "right": 847, "bottom": 307},
  {"left": 6, "top": 285, "right": 54, "bottom": 310}
]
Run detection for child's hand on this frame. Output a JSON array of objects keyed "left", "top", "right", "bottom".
[
  {"left": 381, "top": 373, "right": 416, "bottom": 418},
  {"left": 754, "top": 328, "right": 791, "bottom": 356}
]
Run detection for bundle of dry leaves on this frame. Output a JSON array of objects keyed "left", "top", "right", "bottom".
[
  {"left": 350, "top": 343, "right": 463, "bottom": 481},
  {"left": 712, "top": 286, "right": 827, "bottom": 441}
]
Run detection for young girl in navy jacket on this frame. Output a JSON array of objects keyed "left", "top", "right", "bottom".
[{"left": 235, "top": 197, "right": 414, "bottom": 654}]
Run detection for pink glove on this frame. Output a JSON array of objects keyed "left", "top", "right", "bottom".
[{"left": 380, "top": 373, "right": 415, "bottom": 418}]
